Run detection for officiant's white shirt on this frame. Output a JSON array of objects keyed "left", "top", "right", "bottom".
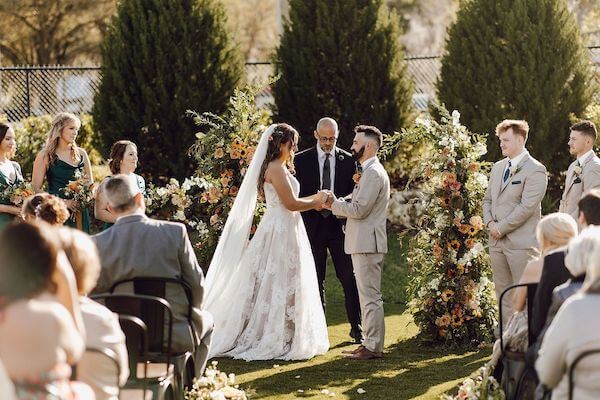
[{"left": 317, "top": 145, "right": 336, "bottom": 189}]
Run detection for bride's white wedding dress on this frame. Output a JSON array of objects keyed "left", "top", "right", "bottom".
[{"left": 204, "top": 125, "right": 329, "bottom": 361}]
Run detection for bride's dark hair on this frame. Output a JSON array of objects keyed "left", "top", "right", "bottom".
[{"left": 258, "top": 123, "right": 299, "bottom": 196}]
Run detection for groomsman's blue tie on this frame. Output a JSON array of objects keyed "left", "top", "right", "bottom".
[{"left": 503, "top": 160, "right": 511, "bottom": 183}]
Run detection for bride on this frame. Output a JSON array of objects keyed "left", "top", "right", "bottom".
[{"left": 204, "top": 123, "right": 330, "bottom": 361}]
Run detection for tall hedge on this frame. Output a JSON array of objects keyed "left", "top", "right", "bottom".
[
  {"left": 273, "top": 0, "right": 414, "bottom": 150},
  {"left": 438, "top": 0, "right": 594, "bottom": 176},
  {"left": 93, "top": 0, "right": 243, "bottom": 180}
]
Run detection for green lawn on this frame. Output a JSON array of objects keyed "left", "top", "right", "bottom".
[{"left": 213, "top": 234, "right": 491, "bottom": 399}]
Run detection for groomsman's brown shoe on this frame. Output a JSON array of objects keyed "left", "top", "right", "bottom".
[
  {"left": 345, "top": 347, "right": 383, "bottom": 360},
  {"left": 341, "top": 345, "right": 365, "bottom": 355}
]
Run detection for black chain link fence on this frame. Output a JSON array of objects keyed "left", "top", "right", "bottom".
[{"left": 1, "top": 48, "right": 598, "bottom": 121}]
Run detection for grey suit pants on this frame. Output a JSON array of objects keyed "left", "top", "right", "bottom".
[{"left": 351, "top": 253, "right": 385, "bottom": 353}]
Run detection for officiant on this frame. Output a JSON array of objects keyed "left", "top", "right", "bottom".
[{"left": 294, "top": 117, "right": 362, "bottom": 343}]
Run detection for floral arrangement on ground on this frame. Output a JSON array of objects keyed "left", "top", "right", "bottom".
[
  {"left": 383, "top": 106, "right": 497, "bottom": 346},
  {"left": 185, "top": 361, "right": 247, "bottom": 400}
]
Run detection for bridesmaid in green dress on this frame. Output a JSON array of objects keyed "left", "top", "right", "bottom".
[
  {"left": 32, "top": 113, "right": 94, "bottom": 233},
  {"left": 0, "top": 123, "right": 24, "bottom": 230},
  {"left": 95, "top": 140, "right": 146, "bottom": 230}
]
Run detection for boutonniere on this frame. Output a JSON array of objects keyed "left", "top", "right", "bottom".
[
  {"left": 352, "top": 171, "right": 362, "bottom": 184},
  {"left": 573, "top": 165, "right": 583, "bottom": 176},
  {"left": 509, "top": 164, "right": 521, "bottom": 178}
]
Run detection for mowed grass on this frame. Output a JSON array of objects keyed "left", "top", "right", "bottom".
[{"left": 212, "top": 234, "right": 491, "bottom": 399}]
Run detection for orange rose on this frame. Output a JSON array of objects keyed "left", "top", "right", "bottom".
[
  {"left": 465, "top": 238, "right": 476, "bottom": 249},
  {"left": 352, "top": 172, "right": 362, "bottom": 184},
  {"left": 229, "top": 186, "right": 239, "bottom": 196},
  {"left": 68, "top": 181, "right": 79, "bottom": 191}
]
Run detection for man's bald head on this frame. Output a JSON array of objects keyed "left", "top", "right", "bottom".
[{"left": 314, "top": 117, "right": 339, "bottom": 152}]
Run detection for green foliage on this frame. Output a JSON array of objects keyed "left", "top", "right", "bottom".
[
  {"left": 11, "top": 114, "right": 103, "bottom": 179},
  {"left": 93, "top": 0, "right": 243, "bottom": 181},
  {"left": 438, "top": 0, "right": 595, "bottom": 178},
  {"left": 273, "top": 0, "right": 414, "bottom": 151},
  {"left": 386, "top": 106, "right": 497, "bottom": 346}
]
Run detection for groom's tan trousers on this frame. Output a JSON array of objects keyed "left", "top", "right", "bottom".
[{"left": 352, "top": 253, "right": 385, "bottom": 353}]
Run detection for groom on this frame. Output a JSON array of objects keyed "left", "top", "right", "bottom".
[
  {"left": 295, "top": 117, "right": 362, "bottom": 343},
  {"left": 324, "top": 125, "right": 390, "bottom": 360}
]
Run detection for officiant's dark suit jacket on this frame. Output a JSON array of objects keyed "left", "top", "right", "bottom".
[{"left": 295, "top": 146, "right": 356, "bottom": 237}]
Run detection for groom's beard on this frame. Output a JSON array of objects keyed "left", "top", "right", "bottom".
[{"left": 352, "top": 145, "right": 365, "bottom": 161}]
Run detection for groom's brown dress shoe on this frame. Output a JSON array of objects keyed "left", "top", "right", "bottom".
[
  {"left": 345, "top": 347, "right": 383, "bottom": 360},
  {"left": 341, "top": 345, "right": 364, "bottom": 355}
]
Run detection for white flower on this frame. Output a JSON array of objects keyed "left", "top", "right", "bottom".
[
  {"left": 357, "top": 388, "right": 366, "bottom": 394},
  {"left": 474, "top": 142, "right": 487, "bottom": 156},
  {"left": 574, "top": 166, "right": 583, "bottom": 176},
  {"left": 209, "top": 391, "right": 226, "bottom": 400},
  {"left": 429, "top": 277, "right": 441, "bottom": 290},
  {"left": 416, "top": 117, "right": 432, "bottom": 130},
  {"left": 451, "top": 110, "right": 461, "bottom": 126},
  {"left": 434, "top": 214, "right": 449, "bottom": 230},
  {"left": 174, "top": 210, "right": 186, "bottom": 221}
]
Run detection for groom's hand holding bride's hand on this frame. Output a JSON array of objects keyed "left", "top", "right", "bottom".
[{"left": 322, "top": 190, "right": 335, "bottom": 209}]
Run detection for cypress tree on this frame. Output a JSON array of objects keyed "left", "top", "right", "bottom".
[
  {"left": 273, "top": 0, "right": 413, "bottom": 150},
  {"left": 438, "top": 0, "right": 594, "bottom": 176},
  {"left": 93, "top": 0, "right": 242, "bottom": 180}
]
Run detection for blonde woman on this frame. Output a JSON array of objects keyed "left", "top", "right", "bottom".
[
  {"left": 32, "top": 113, "right": 93, "bottom": 232},
  {"left": 536, "top": 226, "right": 600, "bottom": 400},
  {"left": 513, "top": 213, "right": 578, "bottom": 312},
  {"left": 489, "top": 213, "right": 578, "bottom": 367}
]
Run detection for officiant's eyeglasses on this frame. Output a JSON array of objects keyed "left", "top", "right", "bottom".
[{"left": 317, "top": 136, "right": 337, "bottom": 143}]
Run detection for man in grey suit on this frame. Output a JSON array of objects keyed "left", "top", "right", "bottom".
[
  {"left": 92, "top": 175, "right": 213, "bottom": 375},
  {"left": 324, "top": 125, "right": 390, "bottom": 360},
  {"left": 483, "top": 120, "right": 548, "bottom": 325},
  {"left": 559, "top": 120, "right": 600, "bottom": 222}
]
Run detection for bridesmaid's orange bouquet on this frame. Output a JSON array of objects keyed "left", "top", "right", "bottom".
[
  {"left": 1, "top": 181, "right": 34, "bottom": 207},
  {"left": 61, "top": 171, "right": 96, "bottom": 211}
]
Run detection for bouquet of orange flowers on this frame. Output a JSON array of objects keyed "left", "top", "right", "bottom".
[
  {"left": 1, "top": 181, "right": 34, "bottom": 207},
  {"left": 61, "top": 171, "right": 95, "bottom": 211}
]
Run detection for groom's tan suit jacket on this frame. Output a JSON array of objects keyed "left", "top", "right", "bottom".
[
  {"left": 331, "top": 158, "right": 390, "bottom": 254},
  {"left": 559, "top": 151, "right": 600, "bottom": 221}
]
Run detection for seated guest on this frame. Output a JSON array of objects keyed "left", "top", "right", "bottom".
[
  {"left": 536, "top": 226, "right": 600, "bottom": 400},
  {"left": 0, "top": 222, "right": 91, "bottom": 399},
  {"left": 92, "top": 175, "right": 213, "bottom": 376},
  {"left": 489, "top": 213, "right": 577, "bottom": 368},
  {"left": 527, "top": 189, "right": 600, "bottom": 367},
  {"left": 95, "top": 140, "right": 146, "bottom": 231},
  {"left": 513, "top": 213, "right": 578, "bottom": 313},
  {"left": 59, "top": 227, "right": 129, "bottom": 400},
  {"left": 22, "top": 193, "right": 70, "bottom": 226}
]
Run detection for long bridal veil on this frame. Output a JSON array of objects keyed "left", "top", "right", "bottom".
[{"left": 204, "top": 124, "right": 275, "bottom": 313}]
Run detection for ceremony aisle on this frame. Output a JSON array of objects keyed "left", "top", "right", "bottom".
[{"left": 213, "top": 235, "right": 492, "bottom": 399}]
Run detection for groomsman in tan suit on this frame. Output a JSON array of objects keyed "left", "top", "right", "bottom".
[
  {"left": 559, "top": 120, "right": 600, "bottom": 221},
  {"left": 324, "top": 125, "right": 390, "bottom": 360},
  {"left": 483, "top": 120, "right": 548, "bottom": 325}
]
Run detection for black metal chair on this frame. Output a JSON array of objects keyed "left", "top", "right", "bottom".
[
  {"left": 499, "top": 282, "right": 539, "bottom": 400},
  {"left": 72, "top": 347, "right": 122, "bottom": 398},
  {"left": 568, "top": 348, "right": 600, "bottom": 400},
  {"left": 109, "top": 277, "right": 197, "bottom": 389},
  {"left": 91, "top": 294, "right": 176, "bottom": 400}
]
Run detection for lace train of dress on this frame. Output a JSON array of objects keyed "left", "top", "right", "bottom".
[{"left": 207, "top": 176, "right": 329, "bottom": 361}]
